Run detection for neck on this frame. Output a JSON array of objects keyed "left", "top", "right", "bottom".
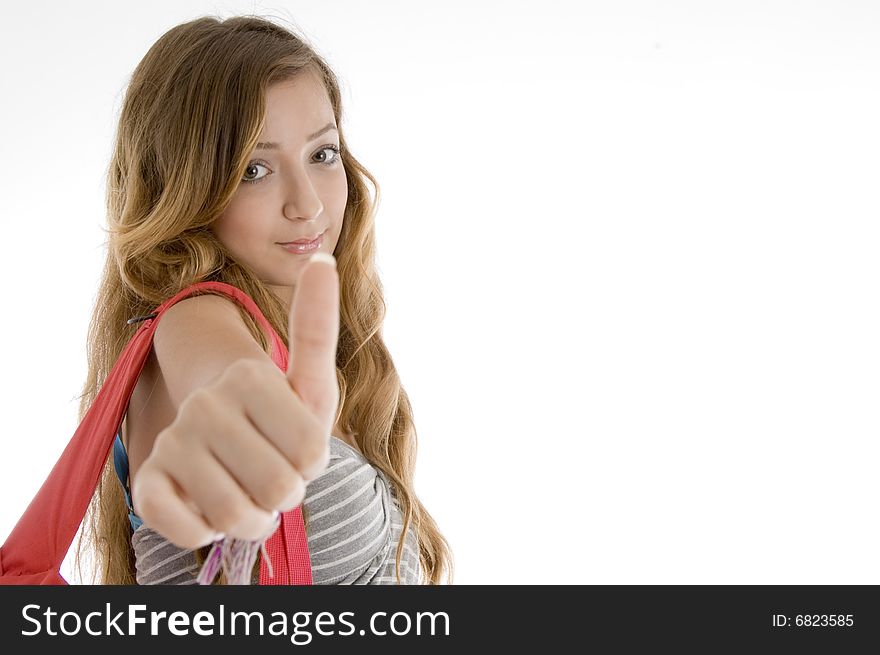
[{"left": 267, "top": 283, "right": 294, "bottom": 315}]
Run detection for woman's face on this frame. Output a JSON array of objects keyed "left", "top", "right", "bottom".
[{"left": 212, "top": 71, "right": 347, "bottom": 311}]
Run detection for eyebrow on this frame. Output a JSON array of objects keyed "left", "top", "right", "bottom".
[{"left": 255, "top": 122, "right": 338, "bottom": 150}]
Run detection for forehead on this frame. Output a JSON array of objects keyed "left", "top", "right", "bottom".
[{"left": 263, "top": 72, "right": 333, "bottom": 129}]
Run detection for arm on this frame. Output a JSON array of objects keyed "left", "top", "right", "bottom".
[
  {"left": 127, "top": 293, "right": 276, "bottom": 511},
  {"left": 152, "top": 293, "right": 273, "bottom": 409},
  {"left": 130, "top": 257, "right": 339, "bottom": 547}
]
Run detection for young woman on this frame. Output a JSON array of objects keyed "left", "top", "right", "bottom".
[{"left": 73, "top": 14, "right": 453, "bottom": 585}]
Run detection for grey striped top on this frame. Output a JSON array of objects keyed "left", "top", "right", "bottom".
[{"left": 127, "top": 436, "right": 424, "bottom": 585}]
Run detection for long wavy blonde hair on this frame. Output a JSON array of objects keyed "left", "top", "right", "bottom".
[{"left": 73, "top": 14, "right": 453, "bottom": 585}]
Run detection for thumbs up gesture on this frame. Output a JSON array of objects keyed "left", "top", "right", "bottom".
[{"left": 133, "top": 254, "right": 340, "bottom": 550}]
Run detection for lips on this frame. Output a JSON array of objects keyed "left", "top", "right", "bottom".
[{"left": 278, "top": 229, "right": 326, "bottom": 245}]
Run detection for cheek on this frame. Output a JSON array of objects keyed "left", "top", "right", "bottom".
[
  {"left": 329, "top": 176, "right": 348, "bottom": 232},
  {"left": 212, "top": 211, "right": 254, "bottom": 252}
]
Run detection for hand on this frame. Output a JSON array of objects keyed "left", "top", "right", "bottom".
[{"left": 132, "top": 255, "right": 340, "bottom": 549}]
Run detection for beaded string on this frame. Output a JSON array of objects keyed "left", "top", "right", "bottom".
[{"left": 196, "top": 512, "right": 281, "bottom": 585}]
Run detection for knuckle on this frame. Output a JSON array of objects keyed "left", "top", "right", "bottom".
[
  {"left": 307, "top": 439, "right": 329, "bottom": 467},
  {"left": 152, "top": 427, "right": 191, "bottom": 463},
  {"left": 212, "top": 499, "right": 249, "bottom": 534},
  {"left": 228, "top": 358, "right": 271, "bottom": 388},
  {"left": 299, "top": 437, "right": 330, "bottom": 479},
  {"left": 180, "top": 388, "right": 215, "bottom": 415},
  {"left": 178, "top": 389, "right": 227, "bottom": 432},
  {"left": 174, "top": 531, "right": 206, "bottom": 551},
  {"left": 182, "top": 536, "right": 207, "bottom": 551},
  {"left": 133, "top": 478, "right": 163, "bottom": 523},
  {"left": 151, "top": 428, "right": 178, "bottom": 458},
  {"left": 296, "top": 329, "right": 328, "bottom": 351},
  {"left": 257, "top": 472, "right": 296, "bottom": 509}
]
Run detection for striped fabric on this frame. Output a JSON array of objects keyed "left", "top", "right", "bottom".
[{"left": 128, "top": 437, "right": 423, "bottom": 585}]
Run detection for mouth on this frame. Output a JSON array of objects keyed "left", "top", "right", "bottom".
[
  {"left": 277, "top": 228, "right": 327, "bottom": 245},
  {"left": 278, "top": 229, "right": 326, "bottom": 254}
]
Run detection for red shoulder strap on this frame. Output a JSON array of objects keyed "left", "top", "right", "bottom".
[{"left": 0, "top": 281, "right": 312, "bottom": 585}]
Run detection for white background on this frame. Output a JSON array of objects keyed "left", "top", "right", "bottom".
[{"left": 0, "top": 0, "right": 878, "bottom": 584}]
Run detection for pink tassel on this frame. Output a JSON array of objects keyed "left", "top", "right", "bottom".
[
  {"left": 197, "top": 512, "right": 280, "bottom": 585},
  {"left": 195, "top": 538, "right": 224, "bottom": 585}
]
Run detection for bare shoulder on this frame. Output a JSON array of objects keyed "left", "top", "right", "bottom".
[
  {"left": 124, "top": 292, "right": 274, "bottom": 508},
  {"left": 151, "top": 292, "right": 273, "bottom": 411},
  {"left": 155, "top": 292, "right": 259, "bottom": 352}
]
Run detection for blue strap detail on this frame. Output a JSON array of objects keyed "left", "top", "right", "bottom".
[{"left": 113, "top": 431, "right": 144, "bottom": 531}]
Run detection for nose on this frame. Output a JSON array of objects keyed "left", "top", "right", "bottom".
[
  {"left": 281, "top": 167, "right": 323, "bottom": 221},
  {"left": 283, "top": 203, "right": 321, "bottom": 221}
]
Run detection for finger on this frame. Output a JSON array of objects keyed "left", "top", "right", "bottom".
[
  {"left": 287, "top": 252, "right": 340, "bottom": 429},
  {"left": 232, "top": 362, "right": 330, "bottom": 481},
  {"left": 163, "top": 445, "right": 278, "bottom": 541},
  {"left": 204, "top": 410, "right": 309, "bottom": 511},
  {"left": 132, "top": 465, "right": 218, "bottom": 551}
]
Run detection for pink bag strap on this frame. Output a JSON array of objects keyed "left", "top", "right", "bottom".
[{"left": 0, "top": 281, "right": 312, "bottom": 585}]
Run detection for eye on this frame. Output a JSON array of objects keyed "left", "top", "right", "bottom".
[
  {"left": 314, "top": 145, "right": 343, "bottom": 167},
  {"left": 241, "top": 162, "right": 270, "bottom": 184},
  {"left": 241, "top": 145, "right": 343, "bottom": 185}
]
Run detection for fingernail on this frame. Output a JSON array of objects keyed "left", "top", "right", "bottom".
[
  {"left": 212, "top": 532, "right": 226, "bottom": 542},
  {"left": 309, "top": 252, "right": 336, "bottom": 267}
]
